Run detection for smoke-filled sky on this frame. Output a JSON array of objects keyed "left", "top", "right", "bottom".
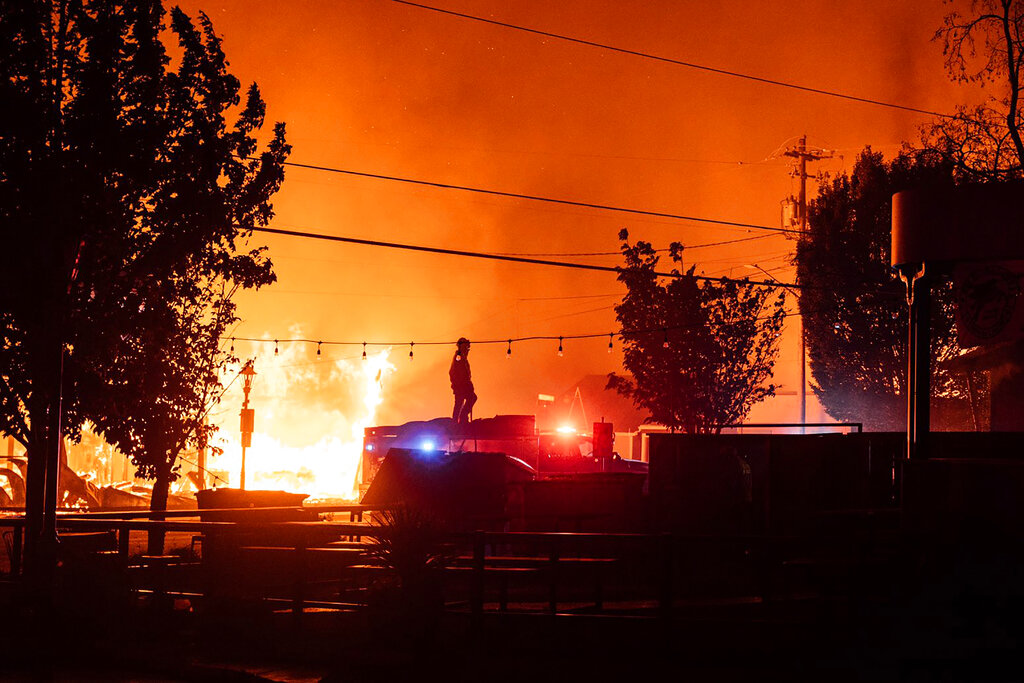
[{"left": 176, "top": 0, "right": 978, "bottom": 429}]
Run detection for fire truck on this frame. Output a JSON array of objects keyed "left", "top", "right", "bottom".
[{"left": 359, "top": 414, "right": 646, "bottom": 493}]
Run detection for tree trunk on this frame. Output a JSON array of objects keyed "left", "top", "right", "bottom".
[
  {"left": 23, "top": 393, "right": 53, "bottom": 564},
  {"left": 147, "top": 461, "right": 171, "bottom": 556},
  {"left": 24, "top": 433, "right": 45, "bottom": 562}
]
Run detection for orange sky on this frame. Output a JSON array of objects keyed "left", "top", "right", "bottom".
[{"left": 174, "top": 0, "right": 976, "bottom": 431}]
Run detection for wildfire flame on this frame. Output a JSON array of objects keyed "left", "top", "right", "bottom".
[
  {"left": 32, "top": 338, "right": 394, "bottom": 507},
  {"left": 208, "top": 341, "right": 394, "bottom": 500}
]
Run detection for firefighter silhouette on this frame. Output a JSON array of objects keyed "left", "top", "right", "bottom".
[{"left": 449, "top": 337, "right": 476, "bottom": 426}]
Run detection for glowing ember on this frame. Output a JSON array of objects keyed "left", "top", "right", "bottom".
[{"left": 210, "top": 341, "right": 394, "bottom": 500}]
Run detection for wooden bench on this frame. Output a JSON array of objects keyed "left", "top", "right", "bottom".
[
  {"left": 444, "top": 565, "right": 541, "bottom": 612},
  {"left": 324, "top": 540, "right": 372, "bottom": 550},
  {"left": 449, "top": 554, "right": 618, "bottom": 613},
  {"left": 58, "top": 530, "right": 117, "bottom": 555},
  {"left": 133, "top": 554, "right": 195, "bottom": 606},
  {"left": 231, "top": 546, "right": 377, "bottom": 616}
]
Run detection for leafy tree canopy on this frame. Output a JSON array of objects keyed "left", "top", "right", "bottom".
[
  {"left": 0, "top": 0, "right": 288, "bottom": 541},
  {"left": 797, "top": 147, "right": 980, "bottom": 431},
  {"left": 608, "top": 229, "right": 786, "bottom": 434}
]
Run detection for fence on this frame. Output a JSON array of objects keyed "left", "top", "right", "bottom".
[{"left": 0, "top": 506, "right": 904, "bottom": 623}]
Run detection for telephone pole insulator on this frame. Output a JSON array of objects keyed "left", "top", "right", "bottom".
[{"left": 782, "top": 135, "right": 834, "bottom": 233}]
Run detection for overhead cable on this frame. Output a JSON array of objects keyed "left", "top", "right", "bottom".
[
  {"left": 250, "top": 225, "right": 805, "bottom": 290},
  {"left": 278, "top": 159, "right": 800, "bottom": 234},
  {"left": 388, "top": 0, "right": 950, "bottom": 119},
  {"left": 494, "top": 233, "right": 780, "bottom": 257}
]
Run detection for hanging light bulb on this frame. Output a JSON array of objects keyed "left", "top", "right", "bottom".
[
  {"left": 362, "top": 342, "right": 367, "bottom": 360},
  {"left": 409, "top": 342, "right": 414, "bottom": 360},
  {"left": 662, "top": 328, "right": 669, "bottom": 349},
  {"left": 607, "top": 333, "right": 613, "bottom": 353},
  {"left": 230, "top": 337, "right": 235, "bottom": 354},
  {"left": 557, "top": 336, "right": 563, "bottom": 357},
  {"left": 317, "top": 341, "right": 322, "bottom": 359},
  {"left": 274, "top": 339, "right": 279, "bottom": 355},
  {"left": 506, "top": 339, "right": 512, "bottom": 358}
]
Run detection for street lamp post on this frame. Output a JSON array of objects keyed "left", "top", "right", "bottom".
[{"left": 239, "top": 360, "right": 256, "bottom": 490}]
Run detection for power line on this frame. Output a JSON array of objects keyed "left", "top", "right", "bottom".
[
  {"left": 682, "top": 235, "right": 782, "bottom": 249},
  {"left": 278, "top": 159, "right": 800, "bottom": 234},
  {"left": 494, "top": 233, "right": 780, "bottom": 257},
  {"left": 519, "top": 293, "right": 619, "bottom": 301},
  {"left": 387, "top": 0, "right": 951, "bottom": 119},
  {"left": 532, "top": 304, "right": 616, "bottom": 324},
  {"left": 339, "top": 136, "right": 791, "bottom": 166},
  {"left": 250, "top": 225, "right": 805, "bottom": 290},
  {"left": 251, "top": 286, "right": 622, "bottom": 302}
]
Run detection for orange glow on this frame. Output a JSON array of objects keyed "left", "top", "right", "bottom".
[
  {"left": 209, "top": 342, "right": 394, "bottom": 500},
  {"left": 44, "top": 2, "right": 997, "bottom": 503},
  {"left": 169, "top": 0, "right": 975, "bottom": 434}
]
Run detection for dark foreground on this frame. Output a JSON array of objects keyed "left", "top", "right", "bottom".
[{"left": 2, "top": 555, "right": 1021, "bottom": 683}]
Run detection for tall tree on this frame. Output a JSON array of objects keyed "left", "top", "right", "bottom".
[
  {"left": 0, "top": 1, "right": 287, "bottom": 566},
  {"left": 608, "top": 230, "right": 786, "bottom": 434},
  {"left": 923, "top": 0, "right": 1024, "bottom": 179},
  {"left": 797, "top": 148, "right": 979, "bottom": 431}
]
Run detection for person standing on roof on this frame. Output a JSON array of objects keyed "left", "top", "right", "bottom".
[{"left": 450, "top": 337, "right": 476, "bottom": 426}]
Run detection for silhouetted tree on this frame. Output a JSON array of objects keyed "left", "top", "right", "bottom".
[
  {"left": 922, "top": 0, "right": 1024, "bottom": 179},
  {"left": 797, "top": 148, "right": 981, "bottom": 431},
  {"left": 608, "top": 230, "right": 786, "bottom": 433},
  {"left": 90, "top": 275, "right": 273, "bottom": 554},
  {"left": 0, "top": 1, "right": 287, "bottom": 560}
]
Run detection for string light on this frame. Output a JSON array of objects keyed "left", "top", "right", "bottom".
[
  {"left": 223, "top": 305, "right": 802, "bottom": 357},
  {"left": 316, "top": 341, "right": 322, "bottom": 358},
  {"left": 230, "top": 337, "right": 235, "bottom": 354},
  {"left": 409, "top": 342, "right": 414, "bottom": 360}
]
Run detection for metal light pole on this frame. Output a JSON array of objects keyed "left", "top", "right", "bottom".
[{"left": 239, "top": 361, "right": 256, "bottom": 490}]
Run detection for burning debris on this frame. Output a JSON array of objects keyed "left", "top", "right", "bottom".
[{"left": 210, "top": 343, "right": 394, "bottom": 500}]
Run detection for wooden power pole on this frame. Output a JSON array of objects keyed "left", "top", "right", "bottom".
[{"left": 783, "top": 135, "right": 834, "bottom": 431}]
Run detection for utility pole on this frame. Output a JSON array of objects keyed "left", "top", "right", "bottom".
[{"left": 782, "top": 135, "right": 834, "bottom": 432}]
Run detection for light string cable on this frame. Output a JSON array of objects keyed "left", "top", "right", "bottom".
[
  {"left": 224, "top": 305, "right": 827, "bottom": 357},
  {"left": 221, "top": 298, "right": 881, "bottom": 375}
]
